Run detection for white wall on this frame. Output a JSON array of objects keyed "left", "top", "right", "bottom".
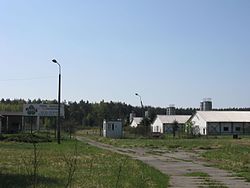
[
  {"left": 190, "top": 113, "right": 207, "bottom": 135},
  {"left": 130, "top": 120, "right": 138, "bottom": 128},
  {"left": 151, "top": 117, "right": 163, "bottom": 133}
]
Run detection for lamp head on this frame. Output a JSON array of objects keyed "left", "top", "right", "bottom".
[
  {"left": 52, "top": 59, "right": 58, "bottom": 63},
  {"left": 135, "top": 93, "right": 138, "bottom": 96}
]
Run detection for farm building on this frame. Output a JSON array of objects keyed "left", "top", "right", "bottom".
[
  {"left": 130, "top": 117, "right": 143, "bottom": 128},
  {"left": 103, "top": 120, "right": 123, "bottom": 138},
  {"left": 151, "top": 115, "right": 191, "bottom": 133},
  {"left": 189, "top": 111, "right": 250, "bottom": 135}
]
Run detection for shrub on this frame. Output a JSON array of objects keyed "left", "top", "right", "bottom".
[{"left": 5, "top": 133, "right": 52, "bottom": 143}]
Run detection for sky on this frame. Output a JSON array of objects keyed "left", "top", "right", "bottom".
[{"left": 0, "top": 0, "right": 250, "bottom": 108}]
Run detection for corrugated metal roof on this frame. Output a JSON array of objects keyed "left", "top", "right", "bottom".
[
  {"left": 157, "top": 115, "right": 191, "bottom": 124},
  {"left": 196, "top": 111, "right": 250, "bottom": 122},
  {"left": 133, "top": 117, "right": 143, "bottom": 124}
]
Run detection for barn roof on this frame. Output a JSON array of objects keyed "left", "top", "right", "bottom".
[
  {"left": 157, "top": 115, "right": 191, "bottom": 124},
  {"left": 196, "top": 111, "right": 250, "bottom": 122}
]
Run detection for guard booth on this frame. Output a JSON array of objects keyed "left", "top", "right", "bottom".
[{"left": 103, "top": 120, "right": 123, "bottom": 138}]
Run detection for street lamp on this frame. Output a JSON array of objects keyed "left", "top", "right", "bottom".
[
  {"left": 135, "top": 93, "right": 144, "bottom": 117},
  {"left": 52, "top": 59, "right": 61, "bottom": 144}
]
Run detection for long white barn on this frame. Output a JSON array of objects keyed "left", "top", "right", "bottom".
[
  {"left": 151, "top": 115, "right": 191, "bottom": 133},
  {"left": 189, "top": 111, "right": 250, "bottom": 135}
]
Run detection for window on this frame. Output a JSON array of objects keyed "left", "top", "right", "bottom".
[
  {"left": 203, "top": 128, "right": 206, "bottom": 134},
  {"left": 235, "top": 127, "right": 241, "bottom": 132},
  {"left": 223, "top": 127, "right": 229, "bottom": 132},
  {"left": 112, "top": 124, "right": 114, "bottom": 131}
]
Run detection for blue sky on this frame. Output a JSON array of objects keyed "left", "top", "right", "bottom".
[{"left": 0, "top": 0, "right": 250, "bottom": 108}]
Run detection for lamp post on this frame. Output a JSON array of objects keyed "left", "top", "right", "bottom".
[
  {"left": 135, "top": 93, "right": 144, "bottom": 117},
  {"left": 52, "top": 59, "right": 61, "bottom": 144}
]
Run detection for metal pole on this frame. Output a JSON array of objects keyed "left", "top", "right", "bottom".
[
  {"left": 52, "top": 59, "right": 61, "bottom": 144},
  {"left": 135, "top": 93, "right": 144, "bottom": 117},
  {"left": 58, "top": 72, "right": 61, "bottom": 144}
]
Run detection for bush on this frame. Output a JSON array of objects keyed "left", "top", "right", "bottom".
[
  {"left": 5, "top": 133, "right": 52, "bottom": 143},
  {"left": 0, "top": 134, "right": 5, "bottom": 141}
]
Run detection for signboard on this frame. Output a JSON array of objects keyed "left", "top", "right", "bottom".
[{"left": 23, "top": 104, "right": 65, "bottom": 117}]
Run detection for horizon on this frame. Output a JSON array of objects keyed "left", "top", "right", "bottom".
[
  {"left": 1, "top": 0, "right": 250, "bottom": 108},
  {"left": 1, "top": 98, "right": 250, "bottom": 110}
]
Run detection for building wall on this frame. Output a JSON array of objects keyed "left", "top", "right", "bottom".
[
  {"left": 130, "top": 120, "right": 138, "bottom": 128},
  {"left": 163, "top": 123, "right": 185, "bottom": 133},
  {"left": 244, "top": 123, "right": 250, "bottom": 134},
  {"left": 103, "top": 121, "right": 123, "bottom": 138},
  {"left": 207, "top": 122, "right": 250, "bottom": 135},
  {"left": 151, "top": 117, "right": 163, "bottom": 133},
  {"left": 192, "top": 118, "right": 250, "bottom": 136},
  {"left": 190, "top": 113, "right": 207, "bottom": 135}
]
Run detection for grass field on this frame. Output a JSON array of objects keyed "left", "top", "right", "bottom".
[
  {"left": 78, "top": 131, "right": 250, "bottom": 182},
  {"left": 0, "top": 139, "right": 169, "bottom": 188}
]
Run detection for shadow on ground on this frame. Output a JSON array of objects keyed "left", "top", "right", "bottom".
[{"left": 0, "top": 173, "right": 61, "bottom": 188}]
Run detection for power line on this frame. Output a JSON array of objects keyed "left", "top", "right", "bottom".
[{"left": 0, "top": 76, "right": 56, "bottom": 82}]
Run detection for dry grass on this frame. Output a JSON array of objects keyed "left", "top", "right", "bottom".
[{"left": 0, "top": 140, "right": 169, "bottom": 188}]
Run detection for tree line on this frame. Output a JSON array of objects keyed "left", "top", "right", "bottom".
[{"left": 1, "top": 98, "right": 250, "bottom": 127}]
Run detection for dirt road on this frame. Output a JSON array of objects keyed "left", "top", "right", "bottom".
[{"left": 77, "top": 136, "right": 250, "bottom": 188}]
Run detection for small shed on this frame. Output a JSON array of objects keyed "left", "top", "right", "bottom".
[
  {"left": 130, "top": 117, "right": 143, "bottom": 128},
  {"left": 103, "top": 120, "right": 123, "bottom": 138}
]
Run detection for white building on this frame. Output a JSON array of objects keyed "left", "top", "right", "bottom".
[
  {"left": 130, "top": 117, "right": 143, "bottom": 128},
  {"left": 103, "top": 120, "right": 123, "bottom": 138},
  {"left": 151, "top": 115, "right": 191, "bottom": 133},
  {"left": 189, "top": 111, "right": 250, "bottom": 135}
]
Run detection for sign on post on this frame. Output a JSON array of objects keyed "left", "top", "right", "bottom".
[{"left": 23, "top": 104, "right": 65, "bottom": 117}]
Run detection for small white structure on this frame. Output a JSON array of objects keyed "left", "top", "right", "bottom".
[
  {"left": 189, "top": 111, "right": 250, "bottom": 135},
  {"left": 151, "top": 115, "right": 191, "bottom": 133},
  {"left": 130, "top": 117, "right": 143, "bottom": 128},
  {"left": 103, "top": 120, "right": 123, "bottom": 138}
]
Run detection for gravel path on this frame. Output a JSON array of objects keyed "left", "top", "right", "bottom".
[{"left": 77, "top": 136, "right": 250, "bottom": 188}]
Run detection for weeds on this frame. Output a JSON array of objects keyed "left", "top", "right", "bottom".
[
  {"left": 21, "top": 135, "right": 41, "bottom": 188},
  {"left": 115, "top": 156, "right": 128, "bottom": 188},
  {"left": 61, "top": 139, "right": 79, "bottom": 188}
]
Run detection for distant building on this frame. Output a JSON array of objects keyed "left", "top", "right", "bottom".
[
  {"left": 129, "top": 112, "right": 136, "bottom": 123},
  {"left": 200, "top": 98, "right": 212, "bottom": 111},
  {"left": 130, "top": 117, "right": 143, "bottom": 128},
  {"left": 103, "top": 120, "right": 123, "bottom": 138},
  {"left": 166, "top": 105, "right": 176, "bottom": 115},
  {"left": 151, "top": 115, "right": 191, "bottom": 133},
  {"left": 189, "top": 111, "right": 250, "bottom": 135}
]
